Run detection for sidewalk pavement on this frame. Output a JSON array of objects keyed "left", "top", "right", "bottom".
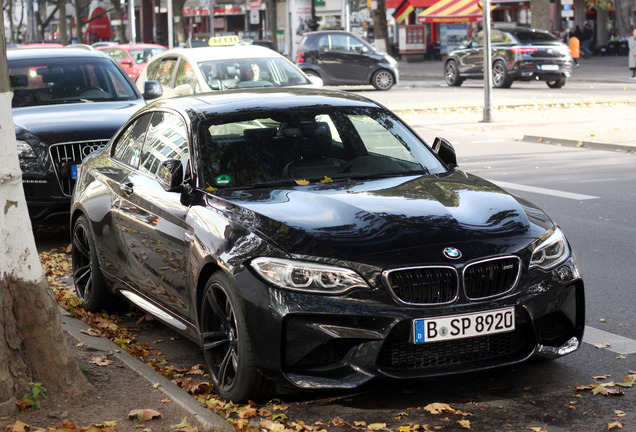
[{"left": 393, "top": 55, "right": 636, "bottom": 153}]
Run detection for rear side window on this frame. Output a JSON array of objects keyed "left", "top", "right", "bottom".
[
  {"left": 112, "top": 114, "right": 152, "bottom": 168},
  {"left": 154, "top": 58, "right": 178, "bottom": 85}
]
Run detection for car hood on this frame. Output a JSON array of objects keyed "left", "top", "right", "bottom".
[
  {"left": 13, "top": 101, "right": 144, "bottom": 143},
  {"left": 215, "top": 171, "right": 554, "bottom": 266}
]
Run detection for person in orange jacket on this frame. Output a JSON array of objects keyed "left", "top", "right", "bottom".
[{"left": 566, "top": 28, "right": 580, "bottom": 67}]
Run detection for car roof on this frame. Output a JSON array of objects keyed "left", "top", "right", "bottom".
[
  {"left": 97, "top": 43, "right": 166, "bottom": 51},
  {"left": 144, "top": 88, "right": 380, "bottom": 117},
  {"left": 152, "top": 45, "right": 286, "bottom": 62},
  {"left": 8, "top": 47, "right": 109, "bottom": 60}
]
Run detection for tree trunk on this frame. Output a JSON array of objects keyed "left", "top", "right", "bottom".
[
  {"left": 0, "top": 20, "right": 91, "bottom": 418},
  {"left": 266, "top": 0, "right": 278, "bottom": 50},
  {"left": 58, "top": 0, "right": 68, "bottom": 45},
  {"left": 111, "top": 0, "right": 129, "bottom": 43},
  {"left": 174, "top": 0, "right": 188, "bottom": 45},
  {"left": 530, "top": 0, "right": 551, "bottom": 31},
  {"left": 372, "top": 0, "right": 390, "bottom": 53}
]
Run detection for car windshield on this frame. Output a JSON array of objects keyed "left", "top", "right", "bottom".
[
  {"left": 198, "top": 57, "right": 312, "bottom": 90},
  {"left": 199, "top": 107, "right": 446, "bottom": 190},
  {"left": 9, "top": 56, "right": 139, "bottom": 107}
]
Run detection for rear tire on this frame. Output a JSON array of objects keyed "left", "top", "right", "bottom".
[
  {"left": 547, "top": 77, "right": 566, "bottom": 88},
  {"left": 492, "top": 60, "right": 513, "bottom": 88},
  {"left": 445, "top": 61, "right": 463, "bottom": 87},
  {"left": 200, "top": 272, "right": 274, "bottom": 402},
  {"left": 371, "top": 69, "right": 395, "bottom": 90}
]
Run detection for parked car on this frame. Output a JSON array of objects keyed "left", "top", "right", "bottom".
[
  {"left": 445, "top": 27, "right": 574, "bottom": 89},
  {"left": 71, "top": 88, "right": 584, "bottom": 402},
  {"left": 97, "top": 43, "right": 167, "bottom": 82},
  {"left": 135, "top": 43, "right": 320, "bottom": 98},
  {"left": 8, "top": 47, "right": 162, "bottom": 223},
  {"left": 295, "top": 30, "right": 399, "bottom": 90}
]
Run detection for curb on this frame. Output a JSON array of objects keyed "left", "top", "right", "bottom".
[
  {"left": 59, "top": 307, "right": 234, "bottom": 432},
  {"left": 521, "top": 135, "right": 636, "bottom": 154}
]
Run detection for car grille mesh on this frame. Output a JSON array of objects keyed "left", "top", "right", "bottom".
[
  {"left": 386, "top": 257, "right": 520, "bottom": 304},
  {"left": 377, "top": 321, "right": 531, "bottom": 371},
  {"left": 385, "top": 268, "right": 457, "bottom": 304},
  {"left": 464, "top": 257, "right": 520, "bottom": 299},
  {"left": 49, "top": 140, "right": 108, "bottom": 196}
]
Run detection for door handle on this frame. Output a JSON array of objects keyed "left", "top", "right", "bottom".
[{"left": 122, "top": 182, "right": 134, "bottom": 196}]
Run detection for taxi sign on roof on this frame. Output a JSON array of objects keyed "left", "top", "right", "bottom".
[{"left": 209, "top": 35, "right": 240, "bottom": 47}]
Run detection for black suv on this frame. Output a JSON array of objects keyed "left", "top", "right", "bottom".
[
  {"left": 9, "top": 48, "right": 161, "bottom": 223},
  {"left": 295, "top": 30, "right": 399, "bottom": 90},
  {"left": 444, "top": 27, "right": 573, "bottom": 89}
]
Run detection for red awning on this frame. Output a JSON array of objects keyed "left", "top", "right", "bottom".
[{"left": 417, "top": 0, "right": 493, "bottom": 23}]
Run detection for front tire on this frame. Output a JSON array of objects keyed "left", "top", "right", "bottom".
[
  {"left": 445, "top": 61, "right": 463, "bottom": 87},
  {"left": 200, "top": 272, "right": 273, "bottom": 402},
  {"left": 493, "top": 60, "right": 513, "bottom": 88},
  {"left": 371, "top": 69, "right": 395, "bottom": 90},
  {"left": 72, "top": 215, "right": 115, "bottom": 312},
  {"left": 547, "top": 77, "right": 566, "bottom": 88}
]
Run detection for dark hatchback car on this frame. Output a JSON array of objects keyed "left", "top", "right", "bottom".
[
  {"left": 71, "top": 88, "right": 584, "bottom": 402},
  {"left": 9, "top": 47, "right": 161, "bottom": 222},
  {"left": 445, "top": 27, "right": 573, "bottom": 89},
  {"left": 296, "top": 30, "right": 399, "bottom": 90}
]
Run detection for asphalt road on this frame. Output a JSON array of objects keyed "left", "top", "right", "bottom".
[{"left": 34, "top": 82, "right": 635, "bottom": 431}]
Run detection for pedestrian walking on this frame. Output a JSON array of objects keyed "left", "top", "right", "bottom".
[
  {"left": 629, "top": 28, "right": 636, "bottom": 79},
  {"left": 565, "top": 28, "right": 580, "bottom": 67},
  {"left": 581, "top": 22, "right": 594, "bottom": 58}
]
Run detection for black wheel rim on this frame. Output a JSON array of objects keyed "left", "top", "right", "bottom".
[
  {"left": 201, "top": 283, "right": 239, "bottom": 394},
  {"left": 72, "top": 222, "right": 93, "bottom": 302}
]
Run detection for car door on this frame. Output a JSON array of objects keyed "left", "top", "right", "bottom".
[
  {"left": 112, "top": 110, "right": 191, "bottom": 320},
  {"left": 317, "top": 33, "right": 374, "bottom": 84},
  {"left": 456, "top": 32, "right": 485, "bottom": 76},
  {"left": 149, "top": 55, "right": 183, "bottom": 97}
]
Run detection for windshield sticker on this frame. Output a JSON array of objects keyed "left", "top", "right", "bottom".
[{"left": 216, "top": 175, "right": 232, "bottom": 186}]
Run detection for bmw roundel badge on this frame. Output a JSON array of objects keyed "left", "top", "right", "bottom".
[{"left": 443, "top": 247, "right": 462, "bottom": 260}]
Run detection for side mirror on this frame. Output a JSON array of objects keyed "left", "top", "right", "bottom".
[
  {"left": 432, "top": 137, "right": 458, "bottom": 171},
  {"left": 156, "top": 159, "right": 184, "bottom": 192},
  {"left": 120, "top": 59, "right": 133, "bottom": 67},
  {"left": 143, "top": 80, "right": 163, "bottom": 100}
]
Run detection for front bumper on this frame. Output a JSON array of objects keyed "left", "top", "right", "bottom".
[{"left": 233, "top": 257, "right": 585, "bottom": 390}]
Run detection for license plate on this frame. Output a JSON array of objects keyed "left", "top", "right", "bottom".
[
  {"left": 71, "top": 164, "right": 79, "bottom": 179},
  {"left": 540, "top": 64, "right": 559, "bottom": 71},
  {"left": 413, "top": 307, "right": 515, "bottom": 344}
]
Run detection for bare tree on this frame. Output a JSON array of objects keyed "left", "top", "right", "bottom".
[
  {"left": 0, "top": 10, "right": 91, "bottom": 417},
  {"left": 266, "top": 0, "right": 278, "bottom": 50}
]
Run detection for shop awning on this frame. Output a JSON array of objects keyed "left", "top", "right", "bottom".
[
  {"left": 417, "top": 0, "right": 493, "bottom": 23},
  {"left": 391, "top": 0, "right": 439, "bottom": 24}
]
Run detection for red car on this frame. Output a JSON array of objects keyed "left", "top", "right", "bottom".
[{"left": 97, "top": 43, "right": 166, "bottom": 82}]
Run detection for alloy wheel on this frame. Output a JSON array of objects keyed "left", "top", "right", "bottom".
[{"left": 201, "top": 282, "right": 240, "bottom": 394}]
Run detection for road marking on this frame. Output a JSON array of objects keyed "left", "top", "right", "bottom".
[
  {"left": 471, "top": 139, "right": 508, "bottom": 143},
  {"left": 583, "top": 326, "right": 636, "bottom": 355},
  {"left": 490, "top": 180, "right": 599, "bottom": 201}
]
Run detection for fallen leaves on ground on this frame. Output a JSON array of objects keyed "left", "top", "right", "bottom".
[{"left": 127, "top": 408, "right": 163, "bottom": 421}]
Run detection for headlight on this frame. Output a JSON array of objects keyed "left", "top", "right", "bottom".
[
  {"left": 530, "top": 228, "right": 570, "bottom": 270},
  {"left": 16, "top": 140, "right": 37, "bottom": 159},
  {"left": 250, "top": 257, "right": 369, "bottom": 294}
]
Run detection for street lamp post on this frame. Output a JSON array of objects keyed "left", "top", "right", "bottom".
[{"left": 482, "top": 0, "right": 492, "bottom": 123}]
